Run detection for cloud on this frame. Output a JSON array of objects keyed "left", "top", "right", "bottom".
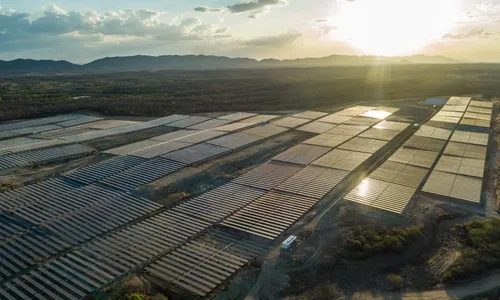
[
  {"left": 315, "top": 19, "right": 328, "bottom": 23},
  {"left": 0, "top": 5, "right": 228, "bottom": 45},
  {"left": 227, "top": 0, "right": 286, "bottom": 13},
  {"left": 243, "top": 30, "right": 301, "bottom": 47},
  {"left": 194, "top": 0, "right": 287, "bottom": 17},
  {"left": 194, "top": 7, "right": 223, "bottom": 13},
  {"left": 319, "top": 25, "right": 337, "bottom": 35},
  {"left": 442, "top": 28, "right": 487, "bottom": 39}
]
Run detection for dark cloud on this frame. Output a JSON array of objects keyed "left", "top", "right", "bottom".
[
  {"left": 243, "top": 30, "right": 301, "bottom": 47},
  {"left": 442, "top": 28, "right": 486, "bottom": 39},
  {"left": 227, "top": 0, "right": 285, "bottom": 13},
  {"left": 194, "top": 7, "right": 223, "bottom": 13},
  {"left": 194, "top": 0, "right": 287, "bottom": 17}
]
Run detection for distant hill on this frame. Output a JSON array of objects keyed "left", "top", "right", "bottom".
[
  {"left": 0, "top": 59, "right": 79, "bottom": 73},
  {"left": 0, "top": 54, "right": 460, "bottom": 74}
]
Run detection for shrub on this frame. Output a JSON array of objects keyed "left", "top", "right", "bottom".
[
  {"left": 128, "top": 293, "right": 146, "bottom": 300},
  {"left": 341, "top": 226, "right": 423, "bottom": 259},
  {"left": 151, "top": 294, "right": 168, "bottom": 300},
  {"left": 442, "top": 218, "right": 500, "bottom": 282},
  {"left": 387, "top": 274, "right": 405, "bottom": 291}
]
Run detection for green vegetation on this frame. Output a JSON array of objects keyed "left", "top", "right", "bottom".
[
  {"left": 127, "top": 293, "right": 146, "bottom": 300},
  {"left": 1, "top": 64, "right": 500, "bottom": 122},
  {"left": 341, "top": 226, "right": 423, "bottom": 259},
  {"left": 442, "top": 218, "right": 500, "bottom": 283},
  {"left": 119, "top": 293, "right": 167, "bottom": 300},
  {"left": 387, "top": 273, "right": 405, "bottom": 291}
]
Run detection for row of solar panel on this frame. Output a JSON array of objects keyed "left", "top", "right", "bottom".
[
  {"left": 134, "top": 108, "right": 403, "bottom": 296},
  {"left": 0, "top": 108, "right": 397, "bottom": 298},
  {"left": 0, "top": 211, "right": 210, "bottom": 300},
  {"left": 67, "top": 125, "right": 292, "bottom": 191},
  {"left": 0, "top": 144, "right": 95, "bottom": 171},
  {"left": 0, "top": 180, "right": 161, "bottom": 282},
  {"left": 419, "top": 98, "right": 491, "bottom": 203},
  {"left": 345, "top": 97, "right": 492, "bottom": 213},
  {"left": 344, "top": 104, "right": 463, "bottom": 214}
]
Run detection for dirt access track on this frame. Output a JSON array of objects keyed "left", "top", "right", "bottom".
[{"left": 351, "top": 272, "right": 500, "bottom": 299}]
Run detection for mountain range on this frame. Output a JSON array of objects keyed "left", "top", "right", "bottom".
[{"left": 0, "top": 54, "right": 460, "bottom": 74}]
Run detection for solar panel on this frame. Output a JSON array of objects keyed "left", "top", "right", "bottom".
[
  {"left": 64, "top": 156, "right": 147, "bottom": 185},
  {"left": 272, "top": 144, "right": 331, "bottom": 165},
  {"left": 369, "top": 161, "right": 406, "bottom": 182},
  {"left": 232, "top": 161, "right": 303, "bottom": 190},
  {"left": 326, "top": 124, "right": 369, "bottom": 136},
  {"left": 421, "top": 170, "right": 455, "bottom": 196},
  {"left": 338, "top": 137, "right": 387, "bottom": 154},
  {"left": 243, "top": 114, "right": 281, "bottom": 124},
  {"left": 303, "top": 134, "right": 352, "bottom": 148},
  {"left": 359, "top": 128, "right": 400, "bottom": 141},
  {"left": 297, "top": 122, "right": 337, "bottom": 134},
  {"left": 57, "top": 116, "right": 103, "bottom": 127},
  {"left": 214, "top": 122, "right": 255, "bottom": 132},
  {"left": 392, "top": 165, "right": 428, "bottom": 188},
  {"left": 371, "top": 184, "right": 415, "bottom": 214},
  {"left": 450, "top": 175, "right": 482, "bottom": 203},
  {"left": 150, "top": 130, "right": 198, "bottom": 142},
  {"left": 345, "top": 178, "right": 390, "bottom": 206},
  {"left": 161, "top": 143, "right": 231, "bottom": 165},
  {"left": 242, "top": 124, "right": 288, "bottom": 137},
  {"left": 166, "top": 116, "right": 211, "bottom": 128},
  {"left": 11, "top": 124, "right": 62, "bottom": 135},
  {"left": 373, "top": 121, "right": 410, "bottom": 131},
  {"left": 316, "top": 151, "right": 370, "bottom": 171},
  {"left": 130, "top": 141, "right": 191, "bottom": 158},
  {"left": 104, "top": 140, "right": 164, "bottom": 156},
  {"left": 344, "top": 117, "right": 380, "bottom": 126},
  {"left": 317, "top": 114, "right": 353, "bottom": 124},
  {"left": 187, "top": 119, "right": 232, "bottom": 130},
  {"left": 292, "top": 111, "right": 329, "bottom": 120},
  {"left": 175, "top": 130, "right": 226, "bottom": 144},
  {"left": 275, "top": 165, "right": 348, "bottom": 199},
  {"left": 82, "top": 120, "right": 139, "bottom": 130},
  {"left": 173, "top": 183, "right": 266, "bottom": 223},
  {"left": 217, "top": 112, "right": 258, "bottom": 121},
  {"left": 271, "top": 117, "right": 310, "bottom": 128},
  {"left": 99, "top": 158, "right": 185, "bottom": 191},
  {"left": 206, "top": 132, "right": 261, "bottom": 149}
]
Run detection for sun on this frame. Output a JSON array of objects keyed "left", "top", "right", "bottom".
[{"left": 335, "top": 0, "right": 460, "bottom": 56}]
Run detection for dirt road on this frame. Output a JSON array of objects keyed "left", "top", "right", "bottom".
[{"left": 353, "top": 272, "right": 500, "bottom": 299}]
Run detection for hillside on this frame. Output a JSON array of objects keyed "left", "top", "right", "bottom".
[{"left": 0, "top": 54, "right": 461, "bottom": 74}]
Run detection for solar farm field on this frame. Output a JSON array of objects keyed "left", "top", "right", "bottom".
[{"left": 0, "top": 97, "right": 496, "bottom": 299}]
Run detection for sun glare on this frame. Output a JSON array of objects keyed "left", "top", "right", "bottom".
[{"left": 336, "top": 0, "right": 460, "bottom": 56}]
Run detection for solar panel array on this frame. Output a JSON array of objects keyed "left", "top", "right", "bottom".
[
  {"left": 345, "top": 96, "right": 492, "bottom": 213},
  {"left": 0, "top": 179, "right": 161, "bottom": 282},
  {"left": 61, "top": 114, "right": 189, "bottom": 142},
  {"left": 64, "top": 156, "right": 147, "bottom": 185},
  {"left": 146, "top": 228, "right": 268, "bottom": 297},
  {"left": 0, "top": 114, "right": 87, "bottom": 133},
  {"left": 31, "top": 126, "right": 97, "bottom": 140},
  {"left": 0, "top": 211, "right": 209, "bottom": 300},
  {"left": 420, "top": 98, "right": 492, "bottom": 204},
  {"left": 99, "top": 158, "right": 186, "bottom": 191},
  {"left": 0, "top": 106, "right": 411, "bottom": 299},
  {"left": 0, "top": 144, "right": 95, "bottom": 171},
  {"left": 344, "top": 109, "right": 461, "bottom": 214},
  {"left": 81, "top": 120, "right": 139, "bottom": 130}
]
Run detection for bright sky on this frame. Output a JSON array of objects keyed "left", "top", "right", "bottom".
[{"left": 0, "top": 0, "right": 499, "bottom": 63}]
